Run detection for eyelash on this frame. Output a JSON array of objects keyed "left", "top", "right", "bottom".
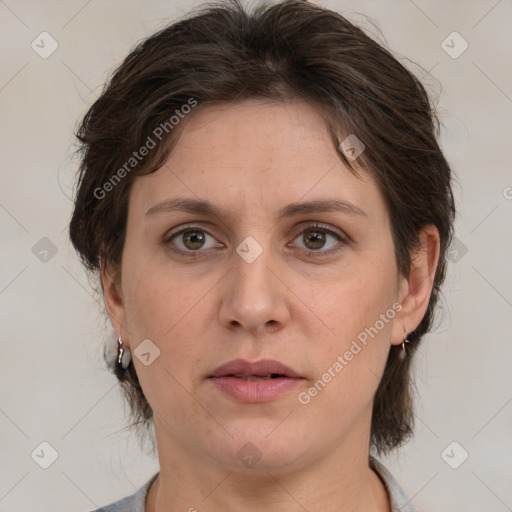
[{"left": 163, "top": 223, "right": 347, "bottom": 259}]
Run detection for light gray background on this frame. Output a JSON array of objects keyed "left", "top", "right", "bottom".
[{"left": 1, "top": 0, "right": 511, "bottom": 511}]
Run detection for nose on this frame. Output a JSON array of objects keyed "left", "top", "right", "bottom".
[{"left": 218, "top": 241, "right": 291, "bottom": 336}]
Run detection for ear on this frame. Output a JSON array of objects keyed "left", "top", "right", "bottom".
[
  {"left": 391, "top": 225, "right": 441, "bottom": 346},
  {"left": 100, "top": 258, "right": 130, "bottom": 347}
]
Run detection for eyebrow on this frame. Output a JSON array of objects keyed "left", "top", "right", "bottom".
[{"left": 145, "top": 197, "right": 367, "bottom": 220}]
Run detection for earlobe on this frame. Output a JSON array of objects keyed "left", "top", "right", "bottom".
[
  {"left": 391, "top": 225, "right": 440, "bottom": 346},
  {"left": 100, "top": 258, "right": 128, "bottom": 341}
]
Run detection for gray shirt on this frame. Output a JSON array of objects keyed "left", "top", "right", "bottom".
[{"left": 90, "top": 456, "right": 417, "bottom": 511}]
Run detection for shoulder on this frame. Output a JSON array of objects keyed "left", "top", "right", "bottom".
[
  {"left": 89, "top": 473, "right": 159, "bottom": 512},
  {"left": 370, "top": 456, "right": 418, "bottom": 512}
]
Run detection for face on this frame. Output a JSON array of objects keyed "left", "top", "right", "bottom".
[{"left": 105, "top": 100, "right": 410, "bottom": 473}]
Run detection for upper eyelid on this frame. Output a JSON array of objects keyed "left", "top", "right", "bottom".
[{"left": 164, "top": 223, "right": 220, "bottom": 242}]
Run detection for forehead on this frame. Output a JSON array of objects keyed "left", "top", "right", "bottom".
[
  {"left": 171, "top": 99, "right": 341, "bottom": 170},
  {"left": 129, "top": 100, "right": 385, "bottom": 221}
]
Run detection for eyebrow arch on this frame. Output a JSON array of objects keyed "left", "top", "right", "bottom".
[
  {"left": 145, "top": 197, "right": 367, "bottom": 220},
  {"left": 276, "top": 198, "right": 367, "bottom": 219}
]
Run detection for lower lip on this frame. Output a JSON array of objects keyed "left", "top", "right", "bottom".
[{"left": 209, "top": 376, "right": 303, "bottom": 403}]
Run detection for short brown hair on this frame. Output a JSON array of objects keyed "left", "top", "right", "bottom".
[{"left": 69, "top": 0, "right": 455, "bottom": 454}]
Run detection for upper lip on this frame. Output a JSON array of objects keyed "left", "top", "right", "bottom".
[{"left": 210, "top": 359, "right": 302, "bottom": 378}]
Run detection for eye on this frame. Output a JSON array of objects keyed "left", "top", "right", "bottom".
[
  {"left": 164, "top": 223, "right": 346, "bottom": 257},
  {"left": 291, "top": 224, "right": 345, "bottom": 253},
  {"left": 165, "top": 226, "right": 221, "bottom": 253}
]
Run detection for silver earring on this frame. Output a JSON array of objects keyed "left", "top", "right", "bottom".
[
  {"left": 116, "top": 336, "right": 132, "bottom": 370},
  {"left": 400, "top": 327, "right": 410, "bottom": 359}
]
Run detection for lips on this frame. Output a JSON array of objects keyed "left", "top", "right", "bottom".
[
  {"left": 210, "top": 359, "right": 302, "bottom": 379},
  {"left": 209, "top": 359, "right": 304, "bottom": 403}
]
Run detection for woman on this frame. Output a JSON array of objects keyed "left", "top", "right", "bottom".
[{"left": 69, "top": 0, "right": 455, "bottom": 510}]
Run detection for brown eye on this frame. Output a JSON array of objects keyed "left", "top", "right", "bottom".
[
  {"left": 291, "top": 224, "right": 344, "bottom": 253},
  {"left": 303, "top": 229, "right": 326, "bottom": 250},
  {"left": 182, "top": 230, "right": 206, "bottom": 250},
  {"left": 167, "top": 227, "right": 220, "bottom": 253}
]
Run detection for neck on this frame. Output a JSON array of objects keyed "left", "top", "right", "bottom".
[{"left": 146, "top": 418, "right": 390, "bottom": 512}]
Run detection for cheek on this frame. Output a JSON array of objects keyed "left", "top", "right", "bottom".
[
  {"left": 121, "top": 258, "right": 212, "bottom": 378},
  {"left": 306, "top": 259, "right": 397, "bottom": 395},
  {"left": 313, "top": 260, "right": 397, "bottom": 343},
  {"left": 122, "top": 245, "right": 197, "bottom": 338},
  {"left": 122, "top": 268, "right": 209, "bottom": 418}
]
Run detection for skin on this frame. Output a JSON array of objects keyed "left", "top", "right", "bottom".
[{"left": 102, "top": 100, "right": 440, "bottom": 512}]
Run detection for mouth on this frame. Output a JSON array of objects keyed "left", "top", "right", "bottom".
[
  {"left": 227, "top": 373, "right": 288, "bottom": 381},
  {"left": 208, "top": 359, "right": 304, "bottom": 403},
  {"left": 210, "top": 358, "right": 302, "bottom": 379}
]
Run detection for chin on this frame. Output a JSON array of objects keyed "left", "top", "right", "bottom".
[{"left": 205, "top": 421, "right": 311, "bottom": 473}]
